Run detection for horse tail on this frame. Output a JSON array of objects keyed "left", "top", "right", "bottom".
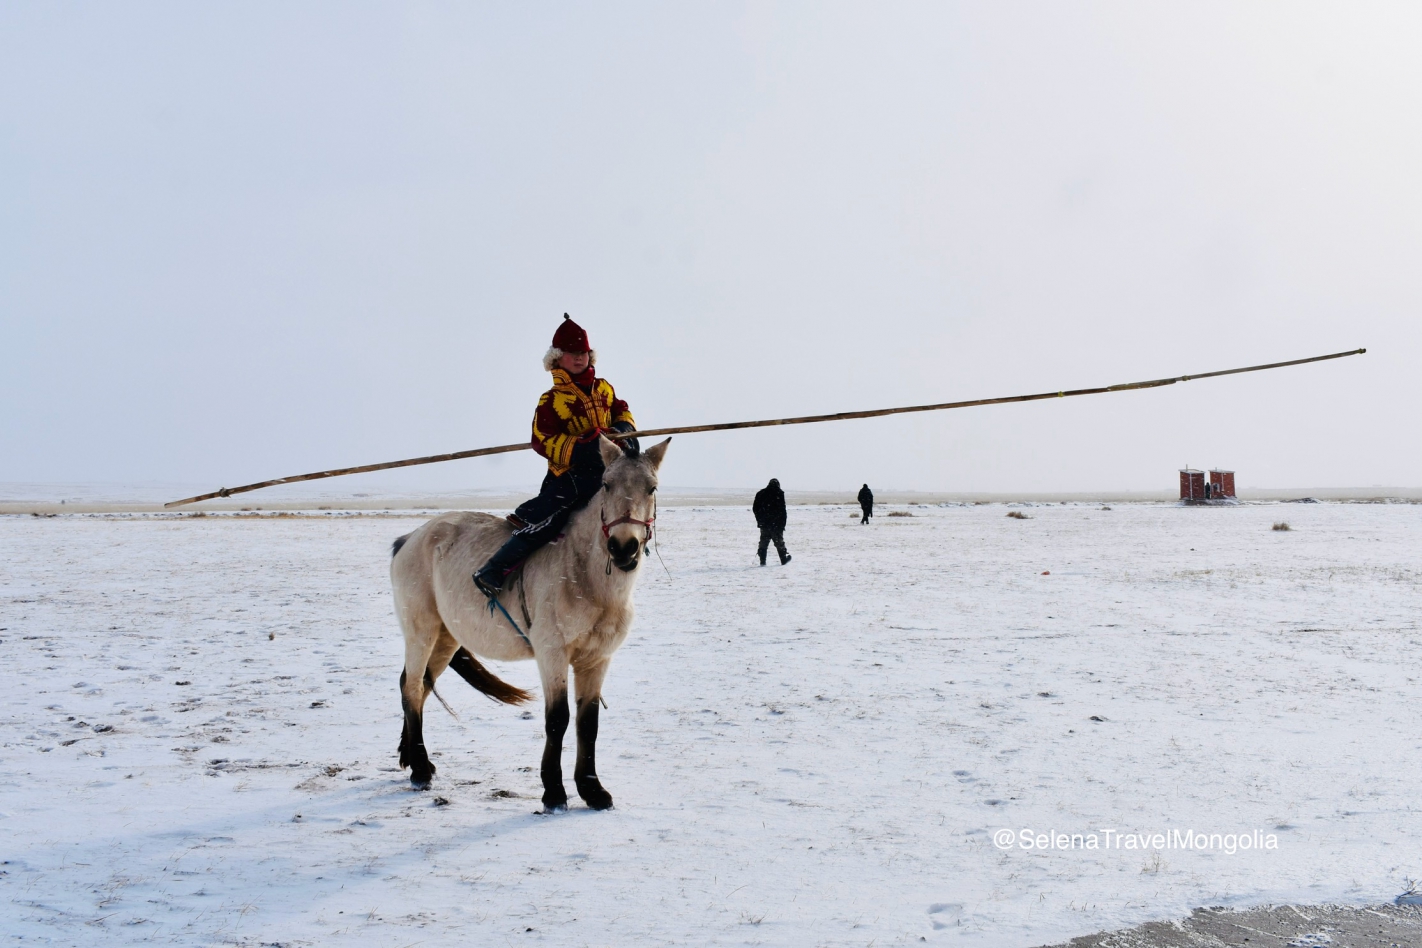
[
  {"left": 391, "top": 533, "right": 411, "bottom": 557},
  {"left": 446, "top": 646, "right": 533, "bottom": 705}
]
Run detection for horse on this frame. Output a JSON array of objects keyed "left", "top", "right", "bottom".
[{"left": 388, "top": 435, "right": 670, "bottom": 811}]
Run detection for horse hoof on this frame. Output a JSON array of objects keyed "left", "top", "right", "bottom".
[
  {"left": 542, "top": 790, "right": 569, "bottom": 812},
  {"left": 583, "top": 790, "right": 614, "bottom": 811},
  {"left": 576, "top": 779, "right": 613, "bottom": 810},
  {"left": 410, "top": 775, "right": 432, "bottom": 791}
]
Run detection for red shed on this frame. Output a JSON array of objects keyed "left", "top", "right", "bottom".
[
  {"left": 1210, "top": 469, "right": 1236, "bottom": 499},
  {"left": 1180, "top": 469, "right": 1206, "bottom": 501}
]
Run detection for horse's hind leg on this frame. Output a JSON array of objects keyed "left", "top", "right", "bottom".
[
  {"left": 426, "top": 626, "right": 461, "bottom": 685},
  {"left": 398, "top": 626, "right": 441, "bottom": 790},
  {"left": 572, "top": 657, "right": 613, "bottom": 810},
  {"left": 398, "top": 667, "right": 436, "bottom": 789}
]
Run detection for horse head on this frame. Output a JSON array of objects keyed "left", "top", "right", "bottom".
[{"left": 597, "top": 435, "right": 671, "bottom": 573}]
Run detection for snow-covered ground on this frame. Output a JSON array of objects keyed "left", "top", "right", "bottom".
[{"left": 2, "top": 501, "right": 1419, "bottom": 946}]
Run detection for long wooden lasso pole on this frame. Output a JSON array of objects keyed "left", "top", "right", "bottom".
[{"left": 164, "top": 347, "right": 1365, "bottom": 508}]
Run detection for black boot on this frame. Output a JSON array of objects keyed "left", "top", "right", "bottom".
[
  {"left": 472, "top": 569, "right": 504, "bottom": 599},
  {"left": 780, "top": 552, "right": 792, "bottom": 565},
  {"left": 473, "top": 531, "right": 544, "bottom": 599}
]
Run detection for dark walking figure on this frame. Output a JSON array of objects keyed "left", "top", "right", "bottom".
[
  {"left": 858, "top": 483, "right": 874, "bottom": 524},
  {"left": 753, "top": 478, "right": 791, "bottom": 566}
]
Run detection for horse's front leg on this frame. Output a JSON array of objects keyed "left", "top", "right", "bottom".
[
  {"left": 573, "top": 657, "right": 614, "bottom": 810},
  {"left": 535, "top": 645, "right": 571, "bottom": 812}
]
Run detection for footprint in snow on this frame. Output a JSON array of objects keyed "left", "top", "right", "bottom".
[{"left": 928, "top": 903, "right": 963, "bottom": 930}]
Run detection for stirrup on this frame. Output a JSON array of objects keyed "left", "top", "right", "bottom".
[{"left": 472, "top": 571, "right": 503, "bottom": 602}]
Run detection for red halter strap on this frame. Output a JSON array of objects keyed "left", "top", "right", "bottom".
[{"left": 600, "top": 506, "right": 655, "bottom": 539}]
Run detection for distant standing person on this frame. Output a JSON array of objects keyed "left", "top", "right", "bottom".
[
  {"left": 858, "top": 483, "right": 874, "bottom": 524},
  {"left": 753, "top": 478, "right": 792, "bottom": 566}
]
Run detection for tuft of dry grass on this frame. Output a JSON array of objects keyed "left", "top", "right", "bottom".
[
  {"left": 887, "top": 510, "right": 914, "bottom": 517},
  {"left": 1273, "top": 521, "right": 1291, "bottom": 531},
  {"left": 1006, "top": 510, "right": 1030, "bottom": 520}
]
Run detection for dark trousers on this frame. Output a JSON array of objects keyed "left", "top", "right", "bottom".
[
  {"left": 860, "top": 502, "right": 872, "bottom": 524},
  {"left": 757, "top": 526, "right": 788, "bottom": 563},
  {"left": 477, "top": 465, "right": 603, "bottom": 583}
]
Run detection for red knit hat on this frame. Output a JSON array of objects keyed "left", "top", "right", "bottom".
[{"left": 551, "top": 313, "right": 590, "bottom": 353}]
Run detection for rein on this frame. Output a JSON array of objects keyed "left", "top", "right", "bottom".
[
  {"left": 486, "top": 595, "right": 532, "bottom": 649},
  {"left": 485, "top": 567, "right": 534, "bottom": 649}
]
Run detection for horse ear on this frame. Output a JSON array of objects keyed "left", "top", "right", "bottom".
[
  {"left": 642, "top": 437, "right": 672, "bottom": 472},
  {"left": 598, "top": 434, "right": 623, "bottom": 468}
]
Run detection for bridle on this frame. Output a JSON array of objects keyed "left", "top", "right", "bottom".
[
  {"left": 602, "top": 488, "right": 662, "bottom": 579},
  {"left": 600, "top": 504, "right": 656, "bottom": 543}
]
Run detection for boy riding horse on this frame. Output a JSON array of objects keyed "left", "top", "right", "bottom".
[{"left": 473, "top": 314, "right": 639, "bottom": 597}]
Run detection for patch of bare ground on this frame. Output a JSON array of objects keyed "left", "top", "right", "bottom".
[{"left": 1037, "top": 903, "right": 1422, "bottom": 948}]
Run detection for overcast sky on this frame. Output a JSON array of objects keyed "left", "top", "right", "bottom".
[{"left": 3, "top": 2, "right": 1419, "bottom": 496}]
